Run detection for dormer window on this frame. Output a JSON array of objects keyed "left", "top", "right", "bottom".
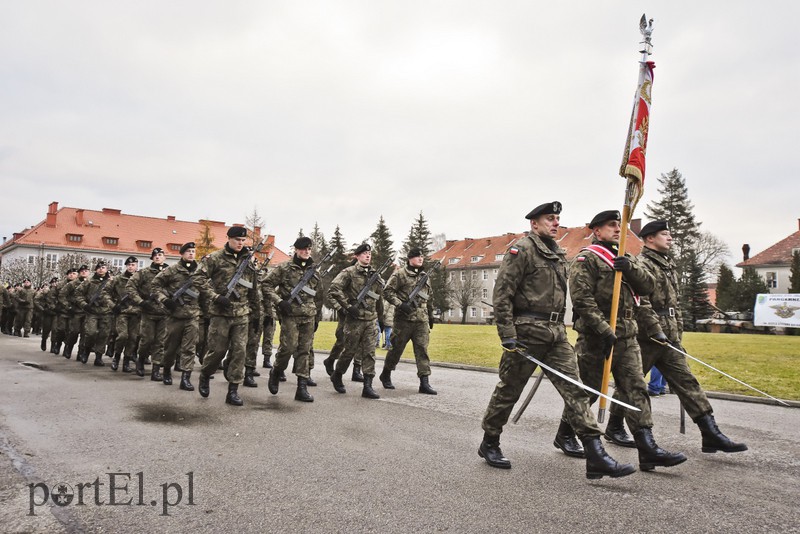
[
  {"left": 137, "top": 240, "right": 152, "bottom": 248},
  {"left": 67, "top": 233, "right": 83, "bottom": 242},
  {"left": 104, "top": 237, "right": 119, "bottom": 245}
]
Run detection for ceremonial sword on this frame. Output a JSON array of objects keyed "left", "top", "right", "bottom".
[{"left": 512, "top": 371, "right": 544, "bottom": 424}]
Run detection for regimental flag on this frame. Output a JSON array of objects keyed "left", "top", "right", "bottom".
[{"left": 619, "top": 60, "right": 655, "bottom": 215}]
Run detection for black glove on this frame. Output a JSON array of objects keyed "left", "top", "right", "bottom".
[
  {"left": 140, "top": 300, "right": 155, "bottom": 313},
  {"left": 347, "top": 305, "right": 360, "bottom": 319},
  {"left": 263, "top": 316, "right": 274, "bottom": 328},
  {"left": 429, "top": 318, "right": 434, "bottom": 329},
  {"left": 600, "top": 331, "right": 617, "bottom": 357},
  {"left": 215, "top": 295, "right": 231, "bottom": 308},
  {"left": 112, "top": 303, "right": 122, "bottom": 314},
  {"left": 613, "top": 256, "right": 632, "bottom": 273},
  {"left": 500, "top": 338, "right": 517, "bottom": 351},
  {"left": 398, "top": 301, "right": 414, "bottom": 315},
  {"left": 163, "top": 299, "right": 178, "bottom": 312},
  {"left": 669, "top": 340, "right": 683, "bottom": 351},
  {"left": 278, "top": 300, "right": 292, "bottom": 315},
  {"left": 651, "top": 332, "right": 669, "bottom": 345}
]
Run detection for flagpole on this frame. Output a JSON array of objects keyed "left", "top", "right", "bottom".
[{"left": 597, "top": 15, "right": 654, "bottom": 423}]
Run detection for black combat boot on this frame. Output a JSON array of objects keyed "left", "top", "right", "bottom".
[
  {"left": 150, "top": 365, "right": 162, "bottom": 382},
  {"left": 553, "top": 419, "right": 585, "bottom": 458},
  {"left": 105, "top": 340, "right": 115, "bottom": 357},
  {"left": 361, "top": 375, "right": 380, "bottom": 399},
  {"left": 41, "top": 338, "right": 47, "bottom": 351},
  {"left": 419, "top": 375, "right": 437, "bottom": 395},
  {"left": 63, "top": 343, "right": 74, "bottom": 359},
  {"left": 323, "top": 356, "right": 334, "bottom": 376},
  {"left": 198, "top": 374, "right": 210, "bottom": 397},
  {"left": 162, "top": 367, "right": 173, "bottom": 386},
  {"left": 633, "top": 427, "right": 688, "bottom": 471},
  {"left": 111, "top": 354, "right": 120, "bottom": 371},
  {"left": 379, "top": 368, "right": 394, "bottom": 389},
  {"left": 696, "top": 414, "right": 748, "bottom": 453},
  {"left": 581, "top": 436, "right": 636, "bottom": 479},
  {"left": 262, "top": 355, "right": 272, "bottom": 369},
  {"left": 295, "top": 378, "right": 314, "bottom": 402},
  {"left": 122, "top": 357, "right": 133, "bottom": 373},
  {"left": 267, "top": 368, "right": 280, "bottom": 395},
  {"left": 278, "top": 369, "right": 287, "bottom": 382},
  {"left": 226, "top": 383, "right": 243, "bottom": 406},
  {"left": 306, "top": 374, "right": 317, "bottom": 387},
  {"left": 478, "top": 433, "right": 511, "bottom": 469},
  {"left": 136, "top": 354, "right": 145, "bottom": 377},
  {"left": 251, "top": 369, "right": 261, "bottom": 377},
  {"left": 50, "top": 341, "right": 59, "bottom": 354},
  {"left": 352, "top": 364, "right": 364, "bottom": 383},
  {"left": 180, "top": 371, "right": 194, "bottom": 391},
  {"left": 331, "top": 370, "right": 346, "bottom": 394},
  {"left": 604, "top": 413, "right": 636, "bottom": 448},
  {"left": 243, "top": 367, "right": 258, "bottom": 388},
  {"left": 93, "top": 353, "right": 105, "bottom": 367}
]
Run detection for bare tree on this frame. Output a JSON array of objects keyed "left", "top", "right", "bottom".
[
  {"left": 449, "top": 269, "right": 482, "bottom": 324},
  {"left": 694, "top": 231, "right": 730, "bottom": 280}
]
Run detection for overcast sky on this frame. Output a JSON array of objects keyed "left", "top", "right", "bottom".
[{"left": 1, "top": 1, "right": 797, "bottom": 266}]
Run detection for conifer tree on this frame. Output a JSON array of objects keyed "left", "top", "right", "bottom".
[
  {"left": 370, "top": 216, "right": 395, "bottom": 272},
  {"left": 715, "top": 264, "right": 737, "bottom": 311},
  {"left": 402, "top": 211, "right": 433, "bottom": 258},
  {"left": 735, "top": 267, "right": 769, "bottom": 313},
  {"left": 681, "top": 250, "right": 712, "bottom": 331},
  {"left": 327, "top": 225, "right": 350, "bottom": 276}
]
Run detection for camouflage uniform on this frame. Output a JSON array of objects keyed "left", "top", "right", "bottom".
[
  {"left": 196, "top": 246, "right": 254, "bottom": 384},
  {"left": 245, "top": 268, "right": 265, "bottom": 370},
  {"left": 482, "top": 233, "right": 602, "bottom": 438},
  {"left": 74, "top": 272, "right": 114, "bottom": 359},
  {"left": 0, "top": 285, "right": 10, "bottom": 333},
  {"left": 51, "top": 278, "right": 72, "bottom": 353},
  {"left": 328, "top": 264, "right": 384, "bottom": 377},
  {"left": 62, "top": 276, "right": 88, "bottom": 357},
  {"left": 127, "top": 263, "right": 169, "bottom": 368},
  {"left": 261, "top": 300, "right": 276, "bottom": 366},
  {"left": 12, "top": 285, "right": 35, "bottom": 336},
  {"left": 35, "top": 287, "right": 55, "bottom": 348},
  {"left": 382, "top": 265, "right": 434, "bottom": 377},
  {"left": 262, "top": 257, "right": 324, "bottom": 379},
  {"left": 109, "top": 271, "right": 140, "bottom": 364},
  {"left": 564, "top": 240, "right": 658, "bottom": 433}
]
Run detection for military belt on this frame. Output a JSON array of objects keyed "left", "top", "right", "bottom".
[
  {"left": 622, "top": 308, "right": 634, "bottom": 320},
  {"left": 515, "top": 311, "right": 565, "bottom": 323},
  {"left": 655, "top": 307, "right": 676, "bottom": 317}
]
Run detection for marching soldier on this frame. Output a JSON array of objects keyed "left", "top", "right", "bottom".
[
  {"left": 561, "top": 209, "right": 687, "bottom": 472},
  {"left": 379, "top": 248, "right": 437, "bottom": 395},
  {"left": 604, "top": 220, "right": 747, "bottom": 454},
  {"left": 109, "top": 257, "right": 140, "bottom": 372},
  {"left": 0, "top": 282, "right": 10, "bottom": 334},
  {"left": 36, "top": 279, "right": 58, "bottom": 351},
  {"left": 74, "top": 261, "right": 114, "bottom": 366},
  {"left": 243, "top": 256, "right": 266, "bottom": 388},
  {"left": 479, "top": 202, "right": 634, "bottom": 478},
  {"left": 61, "top": 265, "right": 90, "bottom": 360},
  {"left": 12, "top": 278, "right": 35, "bottom": 337},
  {"left": 127, "top": 248, "right": 169, "bottom": 379},
  {"left": 51, "top": 268, "right": 78, "bottom": 355},
  {"left": 262, "top": 236, "right": 325, "bottom": 402},
  {"left": 261, "top": 300, "right": 276, "bottom": 369},
  {"left": 152, "top": 242, "right": 207, "bottom": 390},
  {"left": 328, "top": 244, "right": 385, "bottom": 399},
  {"left": 322, "top": 258, "right": 362, "bottom": 380},
  {"left": 195, "top": 226, "right": 256, "bottom": 406}
]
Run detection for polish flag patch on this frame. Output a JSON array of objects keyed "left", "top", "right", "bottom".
[
  {"left": 576, "top": 255, "right": 586, "bottom": 262},
  {"left": 508, "top": 246, "right": 519, "bottom": 255}
]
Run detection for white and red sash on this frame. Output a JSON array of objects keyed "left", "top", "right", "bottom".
[{"left": 581, "top": 245, "right": 641, "bottom": 306}]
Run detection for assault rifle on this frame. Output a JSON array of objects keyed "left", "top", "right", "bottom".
[
  {"left": 224, "top": 239, "right": 265, "bottom": 300},
  {"left": 171, "top": 275, "right": 200, "bottom": 306},
  {"left": 112, "top": 294, "right": 131, "bottom": 314},
  {"left": 353, "top": 255, "right": 394, "bottom": 308},
  {"left": 287, "top": 250, "right": 334, "bottom": 304},
  {"left": 405, "top": 260, "right": 440, "bottom": 308},
  {"left": 86, "top": 276, "right": 111, "bottom": 309}
]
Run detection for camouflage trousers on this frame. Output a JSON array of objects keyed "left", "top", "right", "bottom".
[
  {"left": 138, "top": 314, "right": 168, "bottom": 366},
  {"left": 609, "top": 337, "right": 713, "bottom": 422},
  {"left": 329, "top": 315, "right": 361, "bottom": 365},
  {"left": 40, "top": 313, "right": 54, "bottom": 344},
  {"left": 164, "top": 316, "right": 199, "bottom": 372},
  {"left": 564, "top": 334, "right": 654, "bottom": 433},
  {"left": 83, "top": 313, "right": 112, "bottom": 355},
  {"left": 14, "top": 308, "right": 33, "bottom": 334},
  {"left": 245, "top": 317, "right": 262, "bottom": 368},
  {"left": 67, "top": 314, "right": 86, "bottom": 353},
  {"left": 261, "top": 316, "right": 276, "bottom": 364},
  {"left": 383, "top": 318, "right": 431, "bottom": 377},
  {"left": 273, "top": 315, "right": 315, "bottom": 378},
  {"left": 201, "top": 315, "right": 248, "bottom": 384},
  {"left": 483, "top": 322, "right": 601, "bottom": 438},
  {"left": 197, "top": 317, "right": 210, "bottom": 362},
  {"left": 114, "top": 313, "right": 140, "bottom": 358},
  {"left": 335, "top": 318, "right": 377, "bottom": 376},
  {"left": 53, "top": 313, "right": 69, "bottom": 346}
]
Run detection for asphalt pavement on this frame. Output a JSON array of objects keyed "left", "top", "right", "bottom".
[{"left": 0, "top": 333, "right": 798, "bottom": 533}]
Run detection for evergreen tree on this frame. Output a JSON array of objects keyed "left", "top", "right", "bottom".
[
  {"left": 429, "top": 265, "right": 452, "bottom": 318},
  {"left": 715, "top": 264, "right": 738, "bottom": 311},
  {"left": 402, "top": 211, "right": 433, "bottom": 258},
  {"left": 790, "top": 251, "right": 800, "bottom": 293},
  {"left": 370, "top": 216, "right": 395, "bottom": 274},
  {"left": 245, "top": 207, "right": 265, "bottom": 244},
  {"left": 681, "top": 250, "right": 711, "bottom": 331},
  {"left": 309, "top": 222, "right": 328, "bottom": 260},
  {"left": 327, "top": 225, "right": 350, "bottom": 276},
  {"left": 734, "top": 267, "right": 769, "bottom": 313}
]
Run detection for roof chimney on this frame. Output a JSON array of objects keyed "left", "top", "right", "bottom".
[
  {"left": 46, "top": 202, "right": 58, "bottom": 227},
  {"left": 630, "top": 218, "right": 642, "bottom": 236},
  {"left": 742, "top": 244, "right": 750, "bottom": 262},
  {"left": 167, "top": 215, "right": 176, "bottom": 221},
  {"left": 75, "top": 209, "right": 85, "bottom": 226}
]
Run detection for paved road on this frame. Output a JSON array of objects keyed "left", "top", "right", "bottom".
[{"left": 0, "top": 334, "right": 798, "bottom": 533}]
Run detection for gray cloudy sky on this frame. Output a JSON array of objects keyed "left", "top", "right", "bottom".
[{"left": 1, "top": 1, "right": 797, "bottom": 264}]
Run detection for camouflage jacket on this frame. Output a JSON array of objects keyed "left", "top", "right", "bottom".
[
  {"left": 196, "top": 246, "right": 254, "bottom": 318},
  {"left": 109, "top": 272, "right": 139, "bottom": 315},
  {"left": 45, "top": 286, "right": 59, "bottom": 314},
  {"left": 383, "top": 264, "right": 433, "bottom": 323},
  {"left": 262, "top": 257, "right": 324, "bottom": 319},
  {"left": 636, "top": 246, "right": 683, "bottom": 342},
  {"left": 13, "top": 287, "right": 35, "bottom": 309},
  {"left": 126, "top": 263, "right": 169, "bottom": 317},
  {"left": 329, "top": 263, "right": 384, "bottom": 322},
  {"left": 493, "top": 233, "right": 569, "bottom": 340},
  {"left": 570, "top": 240, "right": 657, "bottom": 340},
  {"left": 0, "top": 285, "right": 10, "bottom": 308},
  {"left": 152, "top": 260, "right": 208, "bottom": 319},
  {"left": 74, "top": 273, "right": 114, "bottom": 315},
  {"left": 34, "top": 289, "right": 52, "bottom": 314},
  {"left": 60, "top": 277, "right": 87, "bottom": 316}
]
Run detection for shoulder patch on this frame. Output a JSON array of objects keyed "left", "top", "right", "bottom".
[
  {"left": 508, "top": 246, "right": 519, "bottom": 255},
  {"left": 576, "top": 255, "right": 586, "bottom": 262}
]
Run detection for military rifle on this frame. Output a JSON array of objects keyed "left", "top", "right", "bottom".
[
  {"left": 171, "top": 275, "right": 200, "bottom": 306},
  {"left": 224, "top": 239, "right": 265, "bottom": 300},
  {"left": 405, "top": 260, "right": 440, "bottom": 308},
  {"left": 86, "top": 276, "right": 111, "bottom": 309},
  {"left": 353, "top": 255, "right": 395, "bottom": 308},
  {"left": 287, "top": 250, "right": 334, "bottom": 304}
]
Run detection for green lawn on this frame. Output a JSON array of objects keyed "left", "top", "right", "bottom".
[{"left": 308, "top": 321, "right": 799, "bottom": 401}]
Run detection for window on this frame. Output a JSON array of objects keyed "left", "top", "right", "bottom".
[
  {"left": 482, "top": 288, "right": 488, "bottom": 299},
  {"left": 138, "top": 260, "right": 146, "bottom": 268},
  {"left": 482, "top": 270, "right": 488, "bottom": 280},
  {"left": 45, "top": 253, "right": 58, "bottom": 269},
  {"left": 460, "top": 271, "right": 466, "bottom": 281},
  {"left": 67, "top": 234, "right": 83, "bottom": 242},
  {"left": 168, "top": 243, "right": 181, "bottom": 252},
  {"left": 495, "top": 254, "right": 504, "bottom": 261},
  {"left": 766, "top": 272, "right": 778, "bottom": 289},
  {"left": 448, "top": 272, "right": 453, "bottom": 281},
  {"left": 104, "top": 237, "right": 119, "bottom": 245},
  {"left": 471, "top": 255, "right": 483, "bottom": 263},
  {"left": 494, "top": 269, "right": 498, "bottom": 278},
  {"left": 472, "top": 270, "right": 478, "bottom": 279},
  {"left": 448, "top": 310, "right": 453, "bottom": 317},
  {"left": 448, "top": 258, "right": 460, "bottom": 265},
  {"left": 470, "top": 307, "right": 477, "bottom": 318},
  {"left": 112, "top": 258, "right": 124, "bottom": 268},
  {"left": 27, "top": 255, "right": 35, "bottom": 265},
  {"left": 137, "top": 240, "right": 152, "bottom": 248}
]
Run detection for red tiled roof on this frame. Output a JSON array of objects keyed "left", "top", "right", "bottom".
[
  {"left": 0, "top": 202, "right": 290, "bottom": 263},
  {"left": 432, "top": 227, "right": 642, "bottom": 267},
  {"left": 737, "top": 229, "right": 800, "bottom": 268}
]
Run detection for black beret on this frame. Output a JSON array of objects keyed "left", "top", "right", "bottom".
[
  {"left": 22, "top": 278, "right": 31, "bottom": 283},
  {"left": 94, "top": 260, "right": 107, "bottom": 270},
  {"left": 294, "top": 236, "right": 313, "bottom": 249},
  {"left": 78, "top": 264, "right": 90, "bottom": 271},
  {"left": 150, "top": 247, "right": 164, "bottom": 259},
  {"left": 65, "top": 267, "right": 77, "bottom": 275},
  {"left": 227, "top": 226, "right": 248, "bottom": 238},
  {"left": 525, "top": 201, "right": 562, "bottom": 220},
  {"left": 180, "top": 242, "right": 196, "bottom": 254},
  {"left": 588, "top": 210, "right": 621, "bottom": 229},
  {"left": 50, "top": 277, "right": 59, "bottom": 284},
  {"left": 125, "top": 256, "right": 138, "bottom": 265},
  {"left": 407, "top": 247, "right": 423, "bottom": 259},
  {"left": 354, "top": 243, "right": 371, "bottom": 255},
  {"left": 639, "top": 220, "right": 670, "bottom": 239}
]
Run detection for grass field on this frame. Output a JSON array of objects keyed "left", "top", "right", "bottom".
[{"left": 306, "top": 321, "right": 799, "bottom": 401}]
